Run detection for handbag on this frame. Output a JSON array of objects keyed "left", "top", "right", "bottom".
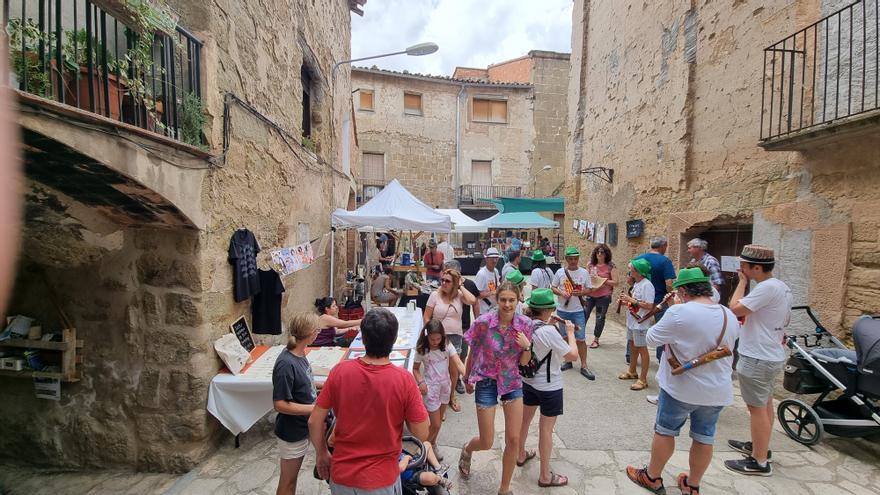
[{"left": 518, "top": 323, "right": 553, "bottom": 381}]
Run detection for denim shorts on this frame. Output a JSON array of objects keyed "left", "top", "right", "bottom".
[
  {"left": 474, "top": 378, "right": 523, "bottom": 409},
  {"left": 557, "top": 309, "right": 587, "bottom": 341},
  {"left": 654, "top": 389, "right": 724, "bottom": 445}
]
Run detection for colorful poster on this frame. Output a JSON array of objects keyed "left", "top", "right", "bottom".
[
  {"left": 271, "top": 241, "right": 316, "bottom": 276},
  {"left": 596, "top": 223, "right": 606, "bottom": 244},
  {"left": 587, "top": 222, "right": 595, "bottom": 241},
  {"left": 578, "top": 220, "right": 587, "bottom": 236}
]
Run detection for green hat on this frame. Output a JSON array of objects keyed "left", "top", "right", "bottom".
[
  {"left": 672, "top": 267, "right": 710, "bottom": 288},
  {"left": 530, "top": 250, "right": 546, "bottom": 262},
  {"left": 564, "top": 246, "right": 580, "bottom": 257},
  {"left": 505, "top": 269, "right": 525, "bottom": 285},
  {"left": 630, "top": 258, "right": 652, "bottom": 279},
  {"left": 526, "top": 288, "right": 557, "bottom": 309}
]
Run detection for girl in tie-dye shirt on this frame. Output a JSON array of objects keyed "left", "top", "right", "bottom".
[{"left": 459, "top": 281, "right": 533, "bottom": 494}]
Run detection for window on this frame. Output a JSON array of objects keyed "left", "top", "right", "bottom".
[
  {"left": 404, "top": 92, "right": 422, "bottom": 115},
  {"left": 471, "top": 160, "right": 492, "bottom": 185},
  {"left": 363, "top": 185, "right": 383, "bottom": 202},
  {"left": 362, "top": 152, "right": 385, "bottom": 182},
  {"left": 472, "top": 98, "right": 507, "bottom": 123},
  {"left": 301, "top": 66, "right": 313, "bottom": 138},
  {"left": 359, "top": 90, "right": 374, "bottom": 111}
]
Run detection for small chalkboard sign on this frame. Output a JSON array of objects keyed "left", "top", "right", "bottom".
[
  {"left": 230, "top": 316, "right": 255, "bottom": 352},
  {"left": 625, "top": 219, "right": 645, "bottom": 239}
]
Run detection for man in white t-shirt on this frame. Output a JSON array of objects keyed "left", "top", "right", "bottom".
[
  {"left": 551, "top": 246, "right": 594, "bottom": 380},
  {"left": 475, "top": 247, "right": 502, "bottom": 314},
  {"left": 618, "top": 258, "right": 655, "bottom": 391},
  {"left": 528, "top": 250, "right": 554, "bottom": 290},
  {"left": 626, "top": 267, "right": 740, "bottom": 495},
  {"left": 724, "top": 245, "right": 791, "bottom": 477}
]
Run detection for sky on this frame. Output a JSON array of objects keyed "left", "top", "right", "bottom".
[{"left": 351, "top": 0, "right": 573, "bottom": 76}]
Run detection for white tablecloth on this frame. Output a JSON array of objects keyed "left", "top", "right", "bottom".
[{"left": 206, "top": 307, "right": 423, "bottom": 435}]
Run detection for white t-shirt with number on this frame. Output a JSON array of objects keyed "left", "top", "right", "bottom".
[
  {"left": 738, "top": 278, "right": 792, "bottom": 362},
  {"left": 523, "top": 323, "right": 571, "bottom": 392},
  {"left": 475, "top": 266, "right": 501, "bottom": 314},
  {"left": 552, "top": 267, "right": 592, "bottom": 312},
  {"left": 626, "top": 278, "right": 655, "bottom": 330}
]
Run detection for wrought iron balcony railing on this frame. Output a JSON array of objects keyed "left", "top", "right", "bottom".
[
  {"left": 4, "top": 0, "right": 203, "bottom": 146},
  {"left": 761, "top": 0, "right": 879, "bottom": 141},
  {"left": 457, "top": 184, "right": 522, "bottom": 208}
]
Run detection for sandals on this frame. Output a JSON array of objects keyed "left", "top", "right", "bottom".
[
  {"left": 538, "top": 472, "right": 569, "bottom": 487},
  {"left": 449, "top": 398, "right": 462, "bottom": 413},
  {"left": 677, "top": 473, "right": 700, "bottom": 494},
  {"left": 618, "top": 371, "right": 639, "bottom": 380},
  {"left": 630, "top": 380, "right": 648, "bottom": 391},
  {"left": 589, "top": 340, "right": 599, "bottom": 348},
  {"left": 516, "top": 449, "right": 536, "bottom": 467},
  {"left": 458, "top": 442, "right": 472, "bottom": 479}
]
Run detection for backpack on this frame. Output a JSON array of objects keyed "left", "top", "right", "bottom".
[{"left": 518, "top": 322, "right": 554, "bottom": 382}]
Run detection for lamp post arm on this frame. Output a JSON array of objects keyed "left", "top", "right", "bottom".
[{"left": 332, "top": 50, "right": 409, "bottom": 78}]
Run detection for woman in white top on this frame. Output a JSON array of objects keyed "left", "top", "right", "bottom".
[
  {"left": 424, "top": 268, "right": 476, "bottom": 412},
  {"left": 528, "top": 250, "right": 555, "bottom": 290},
  {"left": 516, "top": 288, "right": 578, "bottom": 488}
]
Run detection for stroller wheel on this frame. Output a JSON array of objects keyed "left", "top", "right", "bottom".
[{"left": 777, "top": 398, "right": 823, "bottom": 445}]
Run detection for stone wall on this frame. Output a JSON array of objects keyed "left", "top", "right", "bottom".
[
  {"left": 564, "top": 0, "right": 878, "bottom": 334},
  {"left": 0, "top": 0, "right": 357, "bottom": 472},
  {"left": 530, "top": 52, "right": 570, "bottom": 197}
]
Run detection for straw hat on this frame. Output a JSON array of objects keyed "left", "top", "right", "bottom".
[{"left": 739, "top": 244, "right": 775, "bottom": 264}]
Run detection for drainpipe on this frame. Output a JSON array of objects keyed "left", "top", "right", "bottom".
[{"left": 454, "top": 83, "right": 465, "bottom": 205}]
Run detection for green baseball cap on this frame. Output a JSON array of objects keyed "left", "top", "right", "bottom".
[
  {"left": 672, "top": 267, "right": 710, "bottom": 288},
  {"left": 506, "top": 269, "right": 525, "bottom": 285},
  {"left": 530, "top": 250, "right": 546, "bottom": 262},
  {"left": 526, "top": 288, "right": 557, "bottom": 309},
  {"left": 564, "top": 246, "right": 580, "bottom": 257},
  {"left": 630, "top": 258, "right": 652, "bottom": 279}
]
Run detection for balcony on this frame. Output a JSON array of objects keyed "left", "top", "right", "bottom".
[
  {"left": 456, "top": 184, "right": 523, "bottom": 208},
  {"left": 4, "top": 0, "right": 203, "bottom": 147},
  {"left": 759, "top": 0, "right": 879, "bottom": 150}
]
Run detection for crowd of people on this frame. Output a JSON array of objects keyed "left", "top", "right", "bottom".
[{"left": 268, "top": 236, "right": 793, "bottom": 495}]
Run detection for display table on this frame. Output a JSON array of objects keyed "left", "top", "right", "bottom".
[
  {"left": 391, "top": 265, "right": 426, "bottom": 273},
  {"left": 206, "top": 307, "right": 423, "bottom": 437},
  {"left": 455, "top": 256, "right": 482, "bottom": 276}
]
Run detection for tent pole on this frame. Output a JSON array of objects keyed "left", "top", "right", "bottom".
[{"left": 330, "top": 226, "right": 336, "bottom": 297}]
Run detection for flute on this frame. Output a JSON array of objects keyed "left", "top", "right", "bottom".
[{"left": 671, "top": 346, "right": 733, "bottom": 375}]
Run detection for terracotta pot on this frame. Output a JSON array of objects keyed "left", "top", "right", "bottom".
[{"left": 62, "top": 67, "right": 122, "bottom": 120}]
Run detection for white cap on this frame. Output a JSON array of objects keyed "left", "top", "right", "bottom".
[{"left": 486, "top": 247, "right": 501, "bottom": 258}]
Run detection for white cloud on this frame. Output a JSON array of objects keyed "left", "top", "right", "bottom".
[{"left": 351, "top": 0, "right": 572, "bottom": 76}]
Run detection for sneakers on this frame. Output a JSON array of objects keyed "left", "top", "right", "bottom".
[
  {"left": 724, "top": 456, "right": 772, "bottom": 476},
  {"left": 561, "top": 362, "right": 574, "bottom": 371},
  {"left": 625, "top": 465, "right": 666, "bottom": 494},
  {"left": 646, "top": 394, "right": 659, "bottom": 405},
  {"left": 580, "top": 367, "right": 596, "bottom": 380},
  {"left": 455, "top": 379, "right": 465, "bottom": 395},
  {"left": 727, "top": 439, "right": 772, "bottom": 460}
]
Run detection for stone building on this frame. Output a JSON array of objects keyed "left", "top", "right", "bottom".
[
  {"left": 352, "top": 51, "right": 569, "bottom": 223},
  {"left": 564, "top": 0, "right": 879, "bottom": 333},
  {"left": 1, "top": 0, "right": 363, "bottom": 472}
]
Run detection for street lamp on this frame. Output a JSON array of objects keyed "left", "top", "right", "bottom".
[
  {"left": 332, "top": 42, "right": 439, "bottom": 78},
  {"left": 531, "top": 165, "right": 553, "bottom": 197}
]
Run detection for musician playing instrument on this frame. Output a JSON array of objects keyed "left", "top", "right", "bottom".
[{"left": 625, "top": 267, "right": 741, "bottom": 495}]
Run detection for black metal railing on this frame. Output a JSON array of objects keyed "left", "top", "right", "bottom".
[
  {"left": 3, "top": 0, "right": 203, "bottom": 145},
  {"left": 457, "top": 184, "right": 522, "bottom": 207},
  {"left": 761, "top": 0, "right": 879, "bottom": 141}
]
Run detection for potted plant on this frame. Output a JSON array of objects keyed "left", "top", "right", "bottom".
[
  {"left": 60, "top": 28, "right": 123, "bottom": 120},
  {"left": 6, "top": 18, "right": 53, "bottom": 98}
]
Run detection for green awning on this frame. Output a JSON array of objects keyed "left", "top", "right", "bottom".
[
  {"left": 479, "top": 211, "right": 559, "bottom": 229},
  {"left": 478, "top": 197, "right": 565, "bottom": 213}
]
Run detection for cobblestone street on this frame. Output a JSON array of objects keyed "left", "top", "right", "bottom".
[{"left": 2, "top": 319, "right": 878, "bottom": 494}]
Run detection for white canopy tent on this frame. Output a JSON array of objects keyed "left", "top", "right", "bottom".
[
  {"left": 435, "top": 209, "right": 488, "bottom": 233},
  {"left": 330, "top": 180, "right": 452, "bottom": 299}
]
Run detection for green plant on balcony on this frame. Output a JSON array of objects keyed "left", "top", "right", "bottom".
[
  {"left": 6, "top": 18, "right": 53, "bottom": 98},
  {"left": 302, "top": 135, "right": 316, "bottom": 153},
  {"left": 179, "top": 91, "right": 206, "bottom": 148}
]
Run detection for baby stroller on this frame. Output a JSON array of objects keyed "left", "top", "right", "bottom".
[
  {"left": 400, "top": 436, "right": 450, "bottom": 495},
  {"left": 778, "top": 306, "right": 880, "bottom": 445}
]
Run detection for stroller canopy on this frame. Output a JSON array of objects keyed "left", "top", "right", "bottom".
[{"left": 854, "top": 316, "right": 880, "bottom": 374}]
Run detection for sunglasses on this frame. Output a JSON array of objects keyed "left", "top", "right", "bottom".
[{"left": 440, "top": 278, "right": 453, "bottom": 284}]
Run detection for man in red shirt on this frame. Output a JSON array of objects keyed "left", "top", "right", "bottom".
[
  {"left": 309, "top": 308, "right": 429, "bottom": 494},
  {"left": 423, "top": 239, "right": 444, "bottom": 282}
]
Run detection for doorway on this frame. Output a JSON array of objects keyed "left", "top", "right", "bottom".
[{"left": 680, "top": 223, "right": 752, "bottom": 305}]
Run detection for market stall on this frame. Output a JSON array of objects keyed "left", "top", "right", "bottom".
[{"left": 206, "top": 306, "right": 423, "bottom": 438}]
